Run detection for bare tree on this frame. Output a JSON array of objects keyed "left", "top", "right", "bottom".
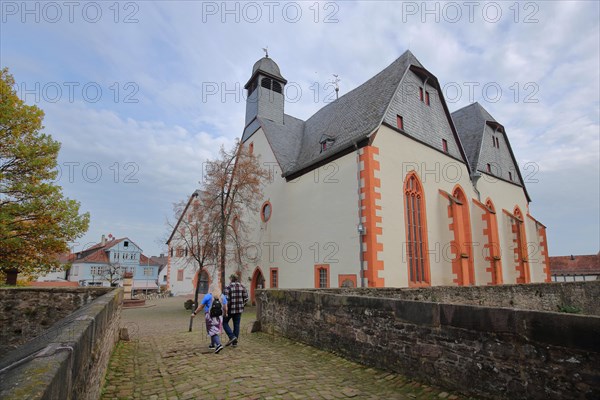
[
  {"left": 169, "top": 192, "right": 220, "bottom": 331},
  {"left": 202, "top": 140, "right": 269, "bottom": 291},
  {"left": 99, "top": 262, "right": 124, "bottom": 287},
  {"left": 168, "top": 140, "right": 267, "bottom": 331}
]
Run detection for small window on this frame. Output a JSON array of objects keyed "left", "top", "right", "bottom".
[
  {"left": 442, "top": 139, "right": 448, "bottom": 153},
  {"left": 425, "top": 91, "right": 430, "bottom": 106},
  {"left": 124, "top": 241, "right": 129, "bottom": 247},
  {"left": 249, "top": 142, "right": 254, "bottom": 155},
  {"left": 261, "top": 77, "right": 272, "bottom": 89},
  {"left": 261, "top": 201, "right": 272, "bottom": 222},
  {"left": 397, "top": 115, "right": 404, "bottom": 130},
  {"left": 314, "top": 264, "right": 330, "bottom": 288},
  {"left": 177, "top": 269, "right": 184, "bottom": 281},
  {"left": 272, "top": 81, "right": 282, "bottom": 94},
  {"left": 270, "top": 268, "right": 278, "bottom": 288},
  {"left": 419, "top": 87, "right": 424, "bottom": 101},
  {"left": 487, "top": 163, "right": 491, "bottom": 173},
  {"left": 144, "top": 267, "right": 153, "bottom": 276},
  {"left": 176, "top": 247, "right": 184, "bottom": 257},
  {"left": 170, "top": 248, "right": 173, "bottom": 257},
  {"left": 496, "top": 137, "right": 500, "bottom": 149},
  {"left": 185, "top": 248, "right": 188, "bottom": 257},
  {"left": 509, "top": 171, "right": 513, "bottom": 181},
  {"left": 320, "top": 138, "right": 335, "bottom": 152}
]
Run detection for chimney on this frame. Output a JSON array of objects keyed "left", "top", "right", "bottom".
[
  {"left": 101, "top": 235, "right": 106, "bottom": 246},
  {"left": 160, "top": 253, "right": 164, "bottom": 258}
]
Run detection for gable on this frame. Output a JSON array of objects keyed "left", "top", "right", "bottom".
[
  {"left": 477, "top": 124, "right": 523, "bottom": 185},
  {"left": 383, "top": 68, "right": 464, "bottom": 162}
]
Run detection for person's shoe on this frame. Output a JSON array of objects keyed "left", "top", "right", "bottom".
[
  {"left": 232, "top": 339, "right": 238, "bottom": 347},
  {"left": 208, "top": 344, "right": 215, "bottom": 349},
  {"left": 214, "top": 344, "right": 224, "bottom": 354},
  {"left": 225, "top": 336, "right": 237, "bottom": 347}
]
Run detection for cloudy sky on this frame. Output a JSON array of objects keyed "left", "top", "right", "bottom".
[{"left": 2, "top": 1, "right": 598, "bottom": 257}]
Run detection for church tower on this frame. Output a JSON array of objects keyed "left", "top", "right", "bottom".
[{"left": 244, "top": 55, "right": 287, "bottom": 127}]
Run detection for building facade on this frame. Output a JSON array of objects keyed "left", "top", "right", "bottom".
[
  {"left": 239, "top": 50, "right": 550, "bottom": 300},
  {"left": 169, "top": 50, "right": 551, "bottom": 298},
  {"left": 66, "top": 236, "right": 160, "bottom": 290}
]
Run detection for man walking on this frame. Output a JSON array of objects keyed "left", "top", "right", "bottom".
[{"left": 223, "top": 274, "right": 249, "bottom": 347}]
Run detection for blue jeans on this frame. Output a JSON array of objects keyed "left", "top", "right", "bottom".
[
  {"left": 223, "top": 313, "right": 242, "bottom": 340},
  {"left": 210, "top": 334, "right": 221, "bottom": 347}
]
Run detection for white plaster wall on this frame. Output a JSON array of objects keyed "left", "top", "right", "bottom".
[
  {"left": 525, "top": 218, "right": 548, "bottom": 283},
  {"left": 244, "top": 129, "right": 361, "bottom": 288},
  {"left": 470, "top": 203, "right": 492, "bottom": 285},
  {"left": 475, "top": 174, "right": 540, "bottom": 283},
  {"left": 374, "top": 126, "right": 474, "bottom": 287}
]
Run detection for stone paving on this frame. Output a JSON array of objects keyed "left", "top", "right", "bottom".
[{"left": 101, "top": 297, "right": 475, "bottom": 400}]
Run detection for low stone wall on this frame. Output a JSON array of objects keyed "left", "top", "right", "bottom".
[
  {"left": 316, "top": 281, "right": 600, "bottom": 316},
  {"left": 0, "top": 287, "right": 112, "bottom": 354},
  {"left": 0, "top": 288, "right": 123, "bottom": 400},
  {"left": 257, "top": 282, "right": 600, "bottom": 400}
]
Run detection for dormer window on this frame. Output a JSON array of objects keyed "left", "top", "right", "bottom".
[
  {"left": 320, "top": 137, "right": 335, "bottom": 153},
  {"left": 396, "top": 115, "right": 404, "bottom": 130}
]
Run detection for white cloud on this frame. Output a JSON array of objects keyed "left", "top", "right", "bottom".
[{"left": 2, "top": 0, "right": 598, "bottom": 256}]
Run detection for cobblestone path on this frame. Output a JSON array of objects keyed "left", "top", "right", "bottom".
[{"left": 101, "top": 297, "right": 472, "bottom": 400}]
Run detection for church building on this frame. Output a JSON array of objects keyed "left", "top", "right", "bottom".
[{"left": 168, "top": 50, "right": 550, "bottom": 299}]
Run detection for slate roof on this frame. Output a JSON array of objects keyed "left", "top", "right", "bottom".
[
  {"left": 245, "top": 56, "right": 288, "bottom": 89},
  {"left": 451, "top": 102, "right": 531, "bottom": 201},
  {"left": 246, "top": 50, "right": 428, "bottom": 176},
  {"left": 450, "top": 102, "right": 495, "bottom": 173}
]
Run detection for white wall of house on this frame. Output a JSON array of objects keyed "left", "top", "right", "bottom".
[{"left": 243, "top": 128, "right": 361, "bottom": 289}]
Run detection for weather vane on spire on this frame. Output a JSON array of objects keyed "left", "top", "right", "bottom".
[{"left": 262, "top": 46, "right": 269, "bottom": 58}]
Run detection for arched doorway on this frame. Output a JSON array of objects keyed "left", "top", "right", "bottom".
[
  {"left": 251, "top": 267, "right": 265, "bottom": 305},
  {"left": 198, "top": 270, "right": 209, "bottom": 294}
]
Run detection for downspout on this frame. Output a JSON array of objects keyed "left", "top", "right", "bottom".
[
  {"left": 354, "top": 141, "right": 366, "bottom": 288},
  {"left": 471, "top": 171, "right": 482, "bottom": 202}
]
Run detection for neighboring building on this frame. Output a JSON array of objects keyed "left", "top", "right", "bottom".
[
  {"left": 66, "top": 235, "right": 160, "bottom": 291},
  {"left": 150, "top": 254, "right": 169, "bottom": 290},
  {"left": 549, "top": 253, "right": 600, "bottom": 281},
  {"left": 33, "top": 253, "right": 71, "bottom": 283},
  {"left": 171, "top": 50, "right": 551, "bottom": 298},
  {"left": 166, "top": 192, "right": 214, "bottom": 296}
]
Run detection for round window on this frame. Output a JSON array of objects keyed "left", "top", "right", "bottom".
[{"left": 261, "top": 202, "right": 272, "bottom": 222}]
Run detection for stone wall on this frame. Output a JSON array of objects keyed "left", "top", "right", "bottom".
[
  {"left": 257, "top": 282, "right": 600, "bottom": 400},
  {"left": 317, "top": 281, "right": 600, "bottom": 315},
  {"left": 0, "top": 287, "right": 111, "bottom": 354},
  {"left": 0, "top": 288, "right": 123, "bottom": 400}
]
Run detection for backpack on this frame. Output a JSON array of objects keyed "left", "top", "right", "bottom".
[{"left": 209, "top": 297, "right": 222, "bottom": 318}]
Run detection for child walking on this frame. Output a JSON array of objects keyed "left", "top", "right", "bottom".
[{"left": 191, "top": 287, "right": 227, "bottom": 354}]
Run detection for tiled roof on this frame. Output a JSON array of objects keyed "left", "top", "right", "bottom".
[
  {"left": 70, "top": 237, "right": 145, "bottom": 264},
  {"left": 549, "top": 253, "right": 600, "bottom": 275},
  {"left": 140, "top": 254, "right": 160, "bottom": 267}
]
